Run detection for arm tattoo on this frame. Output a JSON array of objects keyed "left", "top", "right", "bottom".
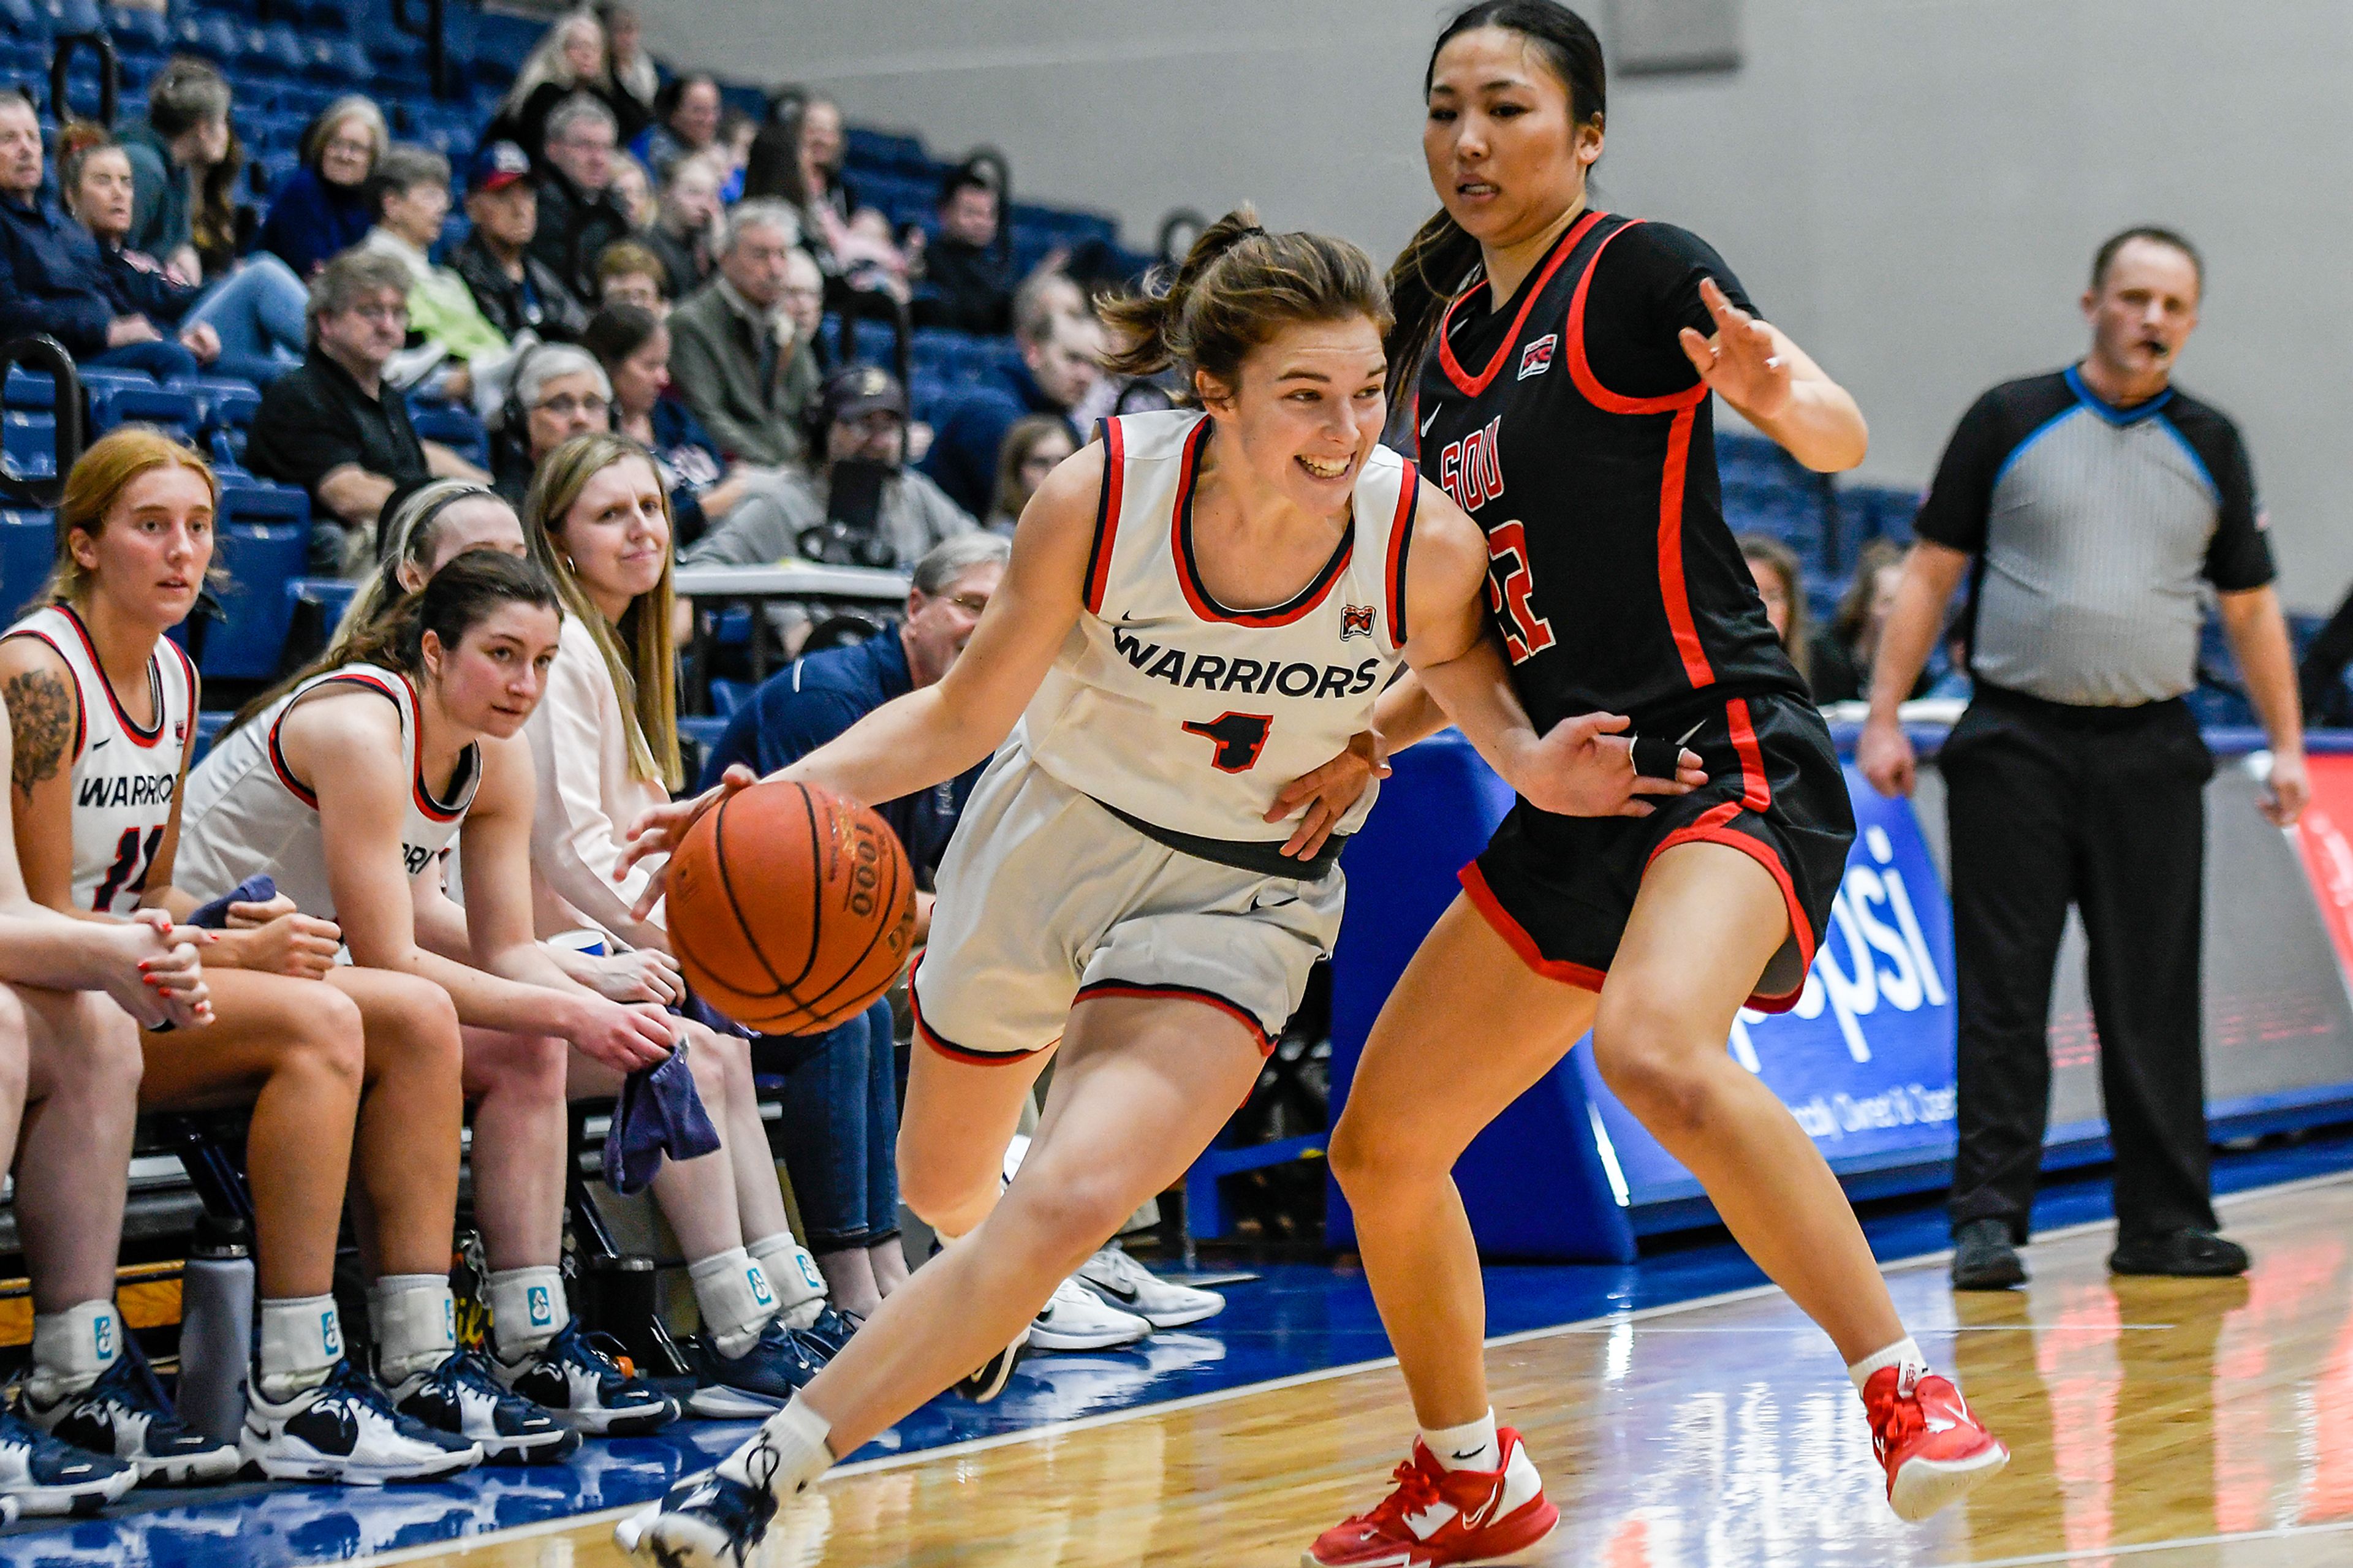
[{"left": 5, "top": 670, "right": 74, "bottom": 801}]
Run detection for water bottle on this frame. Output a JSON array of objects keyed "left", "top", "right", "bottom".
[{"left": 176, "top": 1214, "right": 254, "bottom": 1445}]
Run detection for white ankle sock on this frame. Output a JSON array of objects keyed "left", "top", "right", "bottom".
[
  {"left": 1847, "top": 1335, "right": 1927, "bottom": 1395},
  {"left": 716, "top": 1392, "right": 834, "bottom": 1496},
  {"left": 1422, "top": 1409, "right": 1500, "bottom": 1472},
  {"left": 488, "top": 1266, "right": 569, "bottom": 1360},
  {"left": 257, "top": 1294, "right": 342, "bottom": 1401},
  {"left": 748, "top": 1232, "right": 828, "bottom": 1330},
  {"left": 689, "top": 1248, "right": 779, "bottom": 1360},
  {"left": 29, "top": 1300, "right": 121, "bottom": 1403},
  {"left": 369, "top": 1274, "right": 457, "bottom": 1382}
]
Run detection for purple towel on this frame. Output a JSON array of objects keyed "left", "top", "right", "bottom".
[
  {"left": 603, "top": 1034, "right": 722, "bottom": 1195},
  {"left": 189, "top": 874, "right": 277, "bottom": 929}
]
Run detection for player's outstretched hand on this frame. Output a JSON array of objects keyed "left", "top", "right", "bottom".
[
  {"left": 1265, "top": 730, "right": 1390, "bottom": 860},
  {"left": 1679, "top": 277, "right": 1792, "bottom": 421},
  {"left": 617, "top": 763, "right": 759, "bottom": 920},
  {"left": 1518, "top": 712, "right": 1706, "bottom": 818}
]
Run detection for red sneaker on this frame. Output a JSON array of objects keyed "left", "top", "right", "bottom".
[
  {"left": 1304, "top": 1428, "right": 1558, "bottom": 1567},
  {"left": 1863, "top": 1367, "right": 2009, "bottom": 1522}
]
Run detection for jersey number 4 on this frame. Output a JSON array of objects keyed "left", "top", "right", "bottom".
[
  {"left": 1183, "top": 712, "right": 1273, "bottom": 773},
  {"left": 93, "top": 825, "right": 165, "bottom": 913},
  {"left": 1485, "top": 520, "right": 1557, "bottom": 664}
]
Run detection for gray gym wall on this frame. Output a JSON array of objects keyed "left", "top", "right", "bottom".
[{"left": 643, "top": 0, "right": 2353, "bottom": 608}]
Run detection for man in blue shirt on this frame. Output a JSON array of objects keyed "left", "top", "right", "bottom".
[{"left": 699, "top": 533, "right": 1008, "bottom": 1320}]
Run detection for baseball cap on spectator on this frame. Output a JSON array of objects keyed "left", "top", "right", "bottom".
[
  {"left": 819, "top": 365, "right": 909, "bottom": 425},
  {"left": 468, "top": 140, "right": 536, "bottom": 195}
]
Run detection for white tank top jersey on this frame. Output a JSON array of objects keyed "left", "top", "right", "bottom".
[
  {"left": 1, "top": 605, "right": 197, "bottom": 914},
  {"left": 1017, "top": 409, "right": 1419, "bottom": 855},
  {"left": 176, "top": 663, "right": 481, "bottom": 919}
]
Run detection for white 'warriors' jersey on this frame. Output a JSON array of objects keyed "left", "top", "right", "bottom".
[
  {"left": 1017, "top": 409, "right": 1418, "bottom": 861},
  {"left": 177, "top": 664, "right": 480, "bottom": 918},
  {"left": 1, "top": 605, "right": 195, "bottom": 914}
]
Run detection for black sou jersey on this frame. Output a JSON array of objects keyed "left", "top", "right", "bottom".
[{"left": 1411, "top": 210, "right": 1809, "bottom": 730}]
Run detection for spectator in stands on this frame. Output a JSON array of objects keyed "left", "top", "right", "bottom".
[
  {"left": 248, "top": 250, "right": 493, "bottom": 572},
  {"left": 531, "top": 94, "right": 635, "bottom": 308},
  {"left": 745, "top": 93, "right": 854, "bottom": 278},
  {"left": 491, "top": 344, "right": 612, "bottom": 505},
  {"left": 257, "top": 96, "right": 384, "bottom": 279},
  {"left": 515, "top": 431, "right": 855, "bottom": 1394},
  {"left": 780, "top": 243, "right": 828, "bottom": 370},
  {"left": 608, "top": 152, "right": 656, "bottom": 232},
  {"left": 115, "top": 57, "right": 234, "bottom": 284},
  {"left": 699, "top": 532, "right": 1013, "bottom": 1314},
  {"left": 914, "top": 165, "right": 1014, "bottom": 336},
  {"left": 641, "top": 152, "right": 722, "bottom": 301},
  {"left": 1863, "top": 226, "right": 2306, "bottom": 1291},
  {"left": 1736, "top": 533, "right": 1813, "bottom": 689},
  {"left": 493, "top": 9, "right": 650, "bottom": 166},
  {"left": 593, "top": 2, "right": 659, "bottom": 137},
  {"left": 921, "top": 280, "right": 1104, "bottom": 516},
  {"left": 983, "top": 414, "right": 1077, "bottom": 536},
  {"left": 684, "top": 365, "right": 974, "bottom": 570},
  {"left": 57, "top": 123, "right": 309, "bottom": 379},
  {"left": 669, "top": 203, "right": 819, "bottom": 468},
  {"left": 714, "top": 107, "right": 756, "bottom": 203},
  {"left": 639, "top": 72, "right": 721, "bottom": 180},
  {"left": 450, "top": 140, "right": 589, "bottom": 349},
  {"left": 582, "top": 303, "right": 771, "bottom": 550},
  {"left": 0, "top": 91, "right": 207, "bottom": 381},
  {"left": 360, "top": 145, "right": 514, "bottom": 401},
  {"left": 595, "top": 239, "right": 669, "bottom": 316},
  {"left": 1809, "top": 539, "right": 1922, "bottom": 704}
]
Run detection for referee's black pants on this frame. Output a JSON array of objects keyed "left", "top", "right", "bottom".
[{"left": 1941, "top": 684, "right": 2219, "bottom": 1243}]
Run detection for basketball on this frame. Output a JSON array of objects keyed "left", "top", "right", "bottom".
[{"left": 664, "top": 781, "right": 917, "bottom": 1035}]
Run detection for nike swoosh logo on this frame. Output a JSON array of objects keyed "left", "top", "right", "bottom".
[
  {"left": 1093, "top": 1281, "right": 1142, "bottom": 1305},
  {"left": 1924, "top": 1417, "right": 1957, "bottom": 1434},
  {"left": 1460, "top": 1490, "right": 1504, "bottom": 1530},
  {"left": 89, "top": 736, "right": 110, "bottom": 750},
  {"left": 1420, "top": 406, "right": 1442, "bottom": 437}
]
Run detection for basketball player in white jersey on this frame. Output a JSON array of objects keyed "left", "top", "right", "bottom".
[
  {"left": 0, "top": 428, "right": 510, "bottom": 1486},
  {"left": 178, "top": 548, "right": 686, "bottom": 1439},
  {"left": 615, "top": 210, "right": 1701, "bottom": 1566}
]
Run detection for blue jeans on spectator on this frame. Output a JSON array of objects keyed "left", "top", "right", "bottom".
[
  {"left": 87, "top": 336, "right": 200, "bottom": 381},
  {"left": 752, "top": 999, "right": 898, "bottom": 1249},
  {"left": 181, "top": 254, "right": 308, "bottom": 368}
]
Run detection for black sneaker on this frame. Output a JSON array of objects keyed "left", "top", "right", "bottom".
[
  {"left": 385, "top": 1349, "right": 582, "bottom": 1465},
  {"left": 20, "top": 1335, "right": 241, "bottom": 1487},
  {"left": 2109, "top": 1228, "right": 2249, "bottom": 1278},
  {"left": 1950, "top": 1218, "right": 2028, "bottom": 1290},
  {"left": 686, "top": 1320, "right": 827, "bottom": 1420},
  {"left": 0, "top": 1407, "right": 136, "bottom": 1515},
  {"left": 955, "top": 1322, "right": 1028, "bottom": 1404},
  {"left": 491, "top": 1318, "right": 680, "bottom": 1437}
]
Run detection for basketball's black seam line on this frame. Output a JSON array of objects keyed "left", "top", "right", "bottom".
[
  {"left": 793, "top": 817, "right": 911, "bottom": 1022},
  {"left": 710, "top": 791, "right": 797, "bottom": 1001},
  {"left": 783, "top": 786, "right": 829, "bottom": 994}
]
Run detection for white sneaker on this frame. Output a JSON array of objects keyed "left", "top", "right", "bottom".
[
  {"left": 240, "top": 1360, "right": 482, "bottom": 1485},
  {"left": 1074, "top": 1245, "right": 1226, "bottom": 1328},
  {"left": 1028, "top": 1276, "right": 1151, "bottom": 1352}
]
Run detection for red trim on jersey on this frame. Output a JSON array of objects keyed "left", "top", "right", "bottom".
[
  {"left": 1083, "top": 417, "right": 1126, "bottom": 615},
  {"left": 1170, "top": 417, "right": 1357, "bottom": 627},
  {"left": 58, "top": 605, "right": 167, "bottom": 747},
  {"left": 1458, "top": 860, "right": 1610, "bottom": 993},
  {"left": 393, "top": 672, "right": 478, "bottom": 824},
  {"left": 1726, "top": 698, "right": 1772, "bottom": 812},
  {"left": 1656, "top": 404, "right": 1714, "bottom": 687},
  {"left": 1561, "top": 221, "right": 1713, "bottom": 418},
  {"left": 1074, "top": 980, "right": 1275, "bottom": 1054},
  {"left": 1384, "top": 468, "right": 1417, "bottom": 651},
  {"left": 0, "top": 629, "right": 87, "bottom": 764},
  {"left": 269, "top": 672, "right": 403, "bottom": 811},
  {"left": 909, "top": 988, "right": 1041, "bottom": 1066},
  {"left": 1436, "top": 210, "right": 1608, "bottom": 400}
]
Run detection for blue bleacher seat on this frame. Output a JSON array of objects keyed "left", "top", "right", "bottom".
[
  {"left": 0, "top": 0, "right": 45, "bottom": 40},
  {"left": 3, "top": 411, "right": 59, "bottom": 480},
  {"left": 409, "top": 402, "right": 488, "bottom": 471},
  {"left": 203, "top": 501, "right": 311, "bottom": 680},
  {"left": 92, "top": 384, "right": 199, "bottom": 442},
  {"left": 218, "top": 479, "right": 310, "bottom": 531},
  {"left": 2, "top": 369, "right": 54, "bottom": 411},
  {"left": 708, "top": 679, "right": 753, "bottom": 719},
  {"left": 107, "top": 4, "right": 169, "bottom": 55},
  {"left": 41, "top": 0, "right": 100, "bottom": 34},
  {"left": 317, "top": 34, "right": 371, "bottom": 85},
  {"left": 252, "top": 24, "right": 310, "bottom": 79},
  {"left": 0, "top": 512, "right": 55, "bottom": 623},
  {"left": 172, "top": 13, "right": 244, "bottom": 64}
]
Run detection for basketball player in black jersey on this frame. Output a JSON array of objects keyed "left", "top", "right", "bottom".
[{"left": 1297, "top": 7, "right": 2007, "bottom": 1562}]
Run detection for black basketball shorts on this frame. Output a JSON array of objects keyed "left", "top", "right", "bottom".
[{"left": 1461, "top": 691, "right": 1855, "bottom": 1012}]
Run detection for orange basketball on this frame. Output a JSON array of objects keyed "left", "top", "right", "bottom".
[{"left": 664, "top": 781, "right": 917, "bottom": 1035}]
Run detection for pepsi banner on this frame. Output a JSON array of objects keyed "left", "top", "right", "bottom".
[{"left": 1572, "top": 765, "right": 1965, "bottom": 1213}]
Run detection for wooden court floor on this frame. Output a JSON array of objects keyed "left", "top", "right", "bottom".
[{"left": 382, "top": 1174, "right": 2353, "bottom": 1568}]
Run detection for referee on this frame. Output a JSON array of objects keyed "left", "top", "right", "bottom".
[{"left": 1860, "top": 227, "right": 2308, "bottom": 1289}]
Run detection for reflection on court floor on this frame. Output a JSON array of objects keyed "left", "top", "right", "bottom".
[{"left": 355, "top": 1169, "right": 2353, "bottom": 1568}]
